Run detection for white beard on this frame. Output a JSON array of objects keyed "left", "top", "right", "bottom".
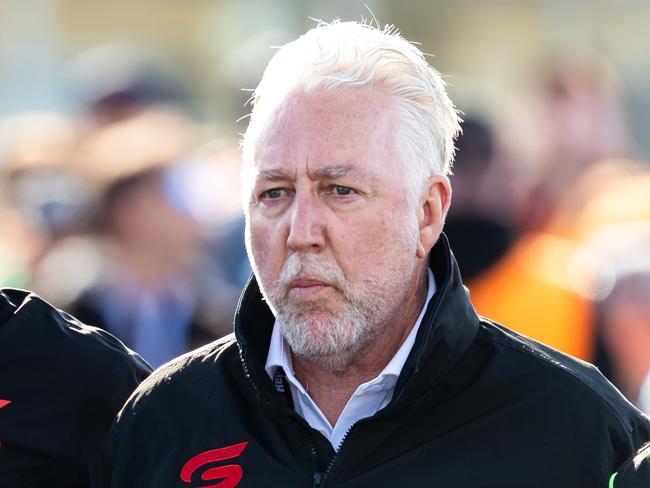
[
  {"left": 266, "top": 253, "right": 381, "bottom": 373},
  {"left": 253, "top": 208, "right": 421, "bottom": 374}
]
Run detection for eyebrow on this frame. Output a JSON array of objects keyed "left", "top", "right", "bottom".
[
  {"left": 314, "top": 164, "right": 367, "bottom": 179},
  {"left": 258, "top": 168, "right": 291, "bottom": 181},
  {"left": 257, "top": 164, "right": 375, "bottom": 182}
]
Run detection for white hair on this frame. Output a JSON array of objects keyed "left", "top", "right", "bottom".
[{"left": 242, "top": 20, "right": 461, "bottom": 192}]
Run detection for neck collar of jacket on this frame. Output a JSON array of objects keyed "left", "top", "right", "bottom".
[{"left": 234, "top": 233, "right": 480, "bottom": 405}]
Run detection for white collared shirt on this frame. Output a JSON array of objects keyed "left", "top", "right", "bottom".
[{"left": 265, "top": 269, "right": 436, "bottom": 450}]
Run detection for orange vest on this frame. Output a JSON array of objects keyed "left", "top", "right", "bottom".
[{"left": 467, "top": 233, "right": 594, "bottom": 361}]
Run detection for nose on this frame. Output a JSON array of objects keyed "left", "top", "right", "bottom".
[{"left": 286, "top": 193, "right": 327, "bottom": 252}]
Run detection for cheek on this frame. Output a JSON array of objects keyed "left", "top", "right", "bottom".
[
  {"left": 378, "top": 204, "right": 419, "bottom": 248},
  {"left": 383, "top": 214, "right": 420, "bottom": 273},
  {"left": 246, "top": 214, "right": 285, "bottom": 278},
  {"left": 337, "top": 209, "right": 417, "bottom": 277}
]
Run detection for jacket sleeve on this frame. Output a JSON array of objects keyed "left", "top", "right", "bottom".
[{"left": 87, "top": 349, "right": 152, "bottom": 488}]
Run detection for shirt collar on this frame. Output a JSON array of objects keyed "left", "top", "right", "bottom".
[{"left": 265, "top": 268, "right": 436, "bottom": 383}]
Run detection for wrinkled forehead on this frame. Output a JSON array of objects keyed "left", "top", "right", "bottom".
[{"left": 242, "top": 86, "right": 398, "bottom": 181}]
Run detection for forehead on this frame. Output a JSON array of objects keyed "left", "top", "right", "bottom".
[{"left": 248, "top": 86, "right": 398, "bottom": 177}]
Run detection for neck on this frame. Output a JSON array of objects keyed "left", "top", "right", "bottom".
[{"left": 292, "top": 264, "right": 429, "bottom": 426}]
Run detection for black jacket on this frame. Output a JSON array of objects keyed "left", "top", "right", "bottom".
[
  {"left": 104, "top": 236, "right": 650, "bottom": 487},
  {"left": 610, "top": 442, "right": 650, "bottom": 487},
  {"left": 0, "top": 288, "right": 151, "bottom": 487}
]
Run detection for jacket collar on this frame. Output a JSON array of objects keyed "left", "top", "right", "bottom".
[
  {"left": 234, "top": 233, "right": 480, "bottom": 404},
  {"left": 394, "top": 233, "right": 480, "bottom": 402}
]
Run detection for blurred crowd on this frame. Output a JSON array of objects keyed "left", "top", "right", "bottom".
[
  {"left": 0, "top": 46, "right": 250, "bottom": 368},
  {"left": 2, "top": 44, "right": 650, "bottom": 415}
]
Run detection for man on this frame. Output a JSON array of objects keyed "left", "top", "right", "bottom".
[
  {"left": 0, "top": 288, "right": 151, "bottom": 487},
  {"left": 103, "top": 21, "right": 650, "bottom": 486}
]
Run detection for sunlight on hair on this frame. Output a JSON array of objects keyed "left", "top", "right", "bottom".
[{"left": 241, "top": 19, "right": 461, "bottom": 197}]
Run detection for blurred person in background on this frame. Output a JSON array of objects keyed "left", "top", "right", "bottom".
[
  {"left": 445, "top": 117, "right": 517, "bottom": 281},
  {"left": 12, "top": 45, "right": 242, "bottom": 367},
  {"left": 602, "top": 269, "right": 650, "bottom": 415},
  {"left": 65, "top": 42, "right": 190, "bottom": 129},
  {"left": 466, "top": 53, "right": 635, "bottom": 362},
  {"left": 500, "top": 50, "right": 632, "bottom": 233},
  {"left": 73, "top": 43, "right": 256, "bottom": 304},
  {"left": 557, "top": 167, "right": 650, "bottom": 408},
  {"left": 0, "top": 112, "right": 92, "bottom": 290},
  {"left": 66, "top": 107, "right": 229, "bottom": 368},
  {"left": 0, "top": 288, "right": 150, "bottom": 487}
]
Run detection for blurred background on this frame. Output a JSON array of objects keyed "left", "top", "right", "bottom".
[{"left": 1, "top": 0, "right": 650, "bottom": 411}]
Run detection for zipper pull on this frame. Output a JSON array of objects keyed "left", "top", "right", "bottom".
[{"left": 313, "top": 471, "right": 327, "bottom": 487}]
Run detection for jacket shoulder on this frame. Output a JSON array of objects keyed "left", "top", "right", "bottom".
[
  {"left": 117, "top": 333, "right": 239, "bottom": 417},
  {"left": 0, "top": 287, "right": 152, "bottom": 478},
  {"left": 479, "top": 317, "right": 649, "bottom": 432},
  {"left": 612, "top": 442, "right": 650, "bottom": 486},
  {"left": 0, "top": 287, "right": 151, "bottom": 380}
]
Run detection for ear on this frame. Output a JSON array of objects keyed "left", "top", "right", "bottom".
[{"left": 416, "top": 175, "right": 452, "bottom": 259}]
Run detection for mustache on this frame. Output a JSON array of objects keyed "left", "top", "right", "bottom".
[{"left": 279, "top": 254, "right": 346, "bottom": 292}]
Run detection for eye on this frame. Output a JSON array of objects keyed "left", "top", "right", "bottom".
[
  {"left": 331, "top": 185, "right": 354, "bottom": 196},
  {"left": 261, "top": 188, "right": 286, "bottom": 199}
]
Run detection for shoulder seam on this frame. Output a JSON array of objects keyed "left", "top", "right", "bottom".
[{"left": 479, "top": 319, "right": 641, "bottom": 433}]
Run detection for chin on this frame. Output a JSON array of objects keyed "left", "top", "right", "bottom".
[
  {"left": 279, "top": 306, "right": 373, "bottom": 371},
  {"left": 294, "top": 347, "right": 360, "bottom": 376}
]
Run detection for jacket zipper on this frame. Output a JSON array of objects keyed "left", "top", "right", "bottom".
[
  {"left": 310, "top": 437, "right": 334, "bottom": 487},
  {"left": 310, "top": 420, "right": 361, "bottom": 487},
  {"left": 310, "top": 382, "right": 424, "bottom": 488},
  {"left": 310, "top": 438, "right": 327, "bottom": 488}
]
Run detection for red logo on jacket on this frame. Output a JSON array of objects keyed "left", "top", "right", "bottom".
[
  {"left": 180, "top": 441, "right": 249, "bottom": 488},
  {"left": 0, "top": 399, "right": 10, "bottom": 448}
]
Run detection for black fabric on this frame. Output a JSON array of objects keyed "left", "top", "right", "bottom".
[
  {"left": 0, "top": 288, "right": 151, "bottom": 487},
  {"left": 444, "top": 215, "right": 513, "bottom": 281},
  {"left": 103, "top": 235, "right": 650, "bottom": 487},
  {"left": 612, "top": 443, "right": 650, "bottom": 487}
]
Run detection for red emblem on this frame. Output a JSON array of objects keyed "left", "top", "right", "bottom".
[
  {"left": 180, "top": 441, "right": 249, "bottom": 488},
  {"left": 0, "top": 399, "right": 9, "bottom": 447}
]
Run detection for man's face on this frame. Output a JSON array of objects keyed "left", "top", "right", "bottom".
[{"left": 244, "top": 86, "right": 424, "bottom": 371}]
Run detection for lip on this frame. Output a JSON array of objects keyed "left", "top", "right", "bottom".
[
  {"left": 289, "top": 278, "right": 330, "bottom": 288},
  {"left": 287, "top": 278, "right": 332, "bottom": 299}
]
